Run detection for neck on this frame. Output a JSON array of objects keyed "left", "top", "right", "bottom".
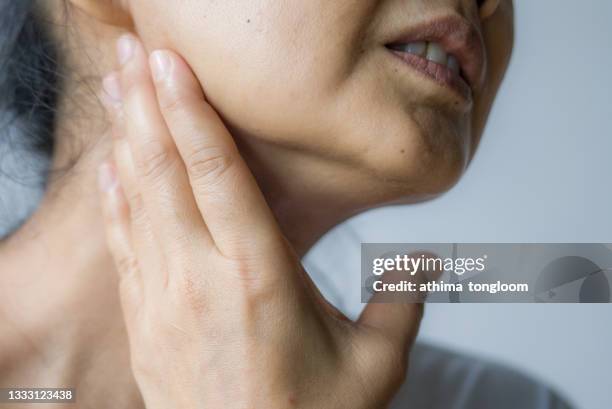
[
  {"left": 0, "top": 82, "right": 356, "bottom": 409},
  {"left": 0, "top": 135, "right": 354, "bottom": 409},
  {"left": 0, "top": 161, "right": 138, "bottom": 404},
  {"left": 0, "top": 4, "right": 362, "bottom": 400}
]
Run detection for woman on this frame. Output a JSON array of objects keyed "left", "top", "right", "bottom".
[{"left": 0, "top": 0, "right": 556, "bottom": 408}]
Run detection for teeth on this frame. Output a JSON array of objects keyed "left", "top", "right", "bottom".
[
  {"left": 426, "top": 42, "right": 447, "bottom": 65},
  {"left": 403, "top": 42, "right": 427, "bottom": 57},
  {"left": 447, "top": 55, "right": 460, "bottom": 74},
  {"left": 393, "top": 41, "right": 460, "bottom": 73}
]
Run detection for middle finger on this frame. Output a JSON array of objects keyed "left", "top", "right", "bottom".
[{"left": 115, "top": 34, "right": 213, "bottom": 268}]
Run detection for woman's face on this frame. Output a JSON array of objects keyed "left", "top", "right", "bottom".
[{"left": 130, "top": 0, "right": 513, "bottom": 200}]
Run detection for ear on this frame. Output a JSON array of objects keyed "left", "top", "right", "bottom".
[{"left": 68, "top": 0, "right": 132, "bottom": 27}]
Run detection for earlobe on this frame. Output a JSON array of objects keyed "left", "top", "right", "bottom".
[{"left": 68, "top": 0, "right": 133, "bottom": 27}]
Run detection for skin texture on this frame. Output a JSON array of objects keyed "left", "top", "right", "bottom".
[
  {"left": 127, "top": 0, "right": 514, "bottom": 221},
  {"left": 58, "top": 0, "right": 515, "bottom": 253},
  {"left": 0, "top": 0, "right": 513, "bottom": 407},
  {"left": 99, "top": 37, "right": 427, "bottom": 408}
]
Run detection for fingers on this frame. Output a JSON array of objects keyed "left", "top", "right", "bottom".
[
  {"left": 102, "top": 34, "right": 295, "bottom": 299},
  {"left": 101, "top": 70, "right": 167, "bottom": 294},
  {"left": 115, "top": 34, "right": 212, "bottom": 261},
  {"left": 357, "top": 251, "right": 441, "bottom": 354},
  {"left": 97, "top": 161, "right": 143, "bottom": 319},
  {"left": 358, "top": 300, "right": 424, "bottom": 354},
  {"left": 147, "top": 49, "right": 282, "bottom": 259},
  {"left": 354, "top": 261, "right": 427, "bottom": 389}
]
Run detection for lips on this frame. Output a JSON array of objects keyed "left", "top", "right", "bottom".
[{"left": 385, "top": 14, "right": 486, "bottom": 100}]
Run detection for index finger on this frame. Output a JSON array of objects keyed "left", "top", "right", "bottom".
[{"left": 148, "top": 50, "right": 284, "bottom": 260}]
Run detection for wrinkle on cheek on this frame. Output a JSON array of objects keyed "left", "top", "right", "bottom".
[{"left": 330, "top": 0, "right": 386, "bottom": 77}]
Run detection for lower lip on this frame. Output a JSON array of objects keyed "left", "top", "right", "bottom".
[{"left": 388, "top": 50, "right": 472, "bottom": 101}]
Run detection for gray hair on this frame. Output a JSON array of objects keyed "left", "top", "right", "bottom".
[{"left": 0, "top": 0, "right": 59, "bottom": 237}]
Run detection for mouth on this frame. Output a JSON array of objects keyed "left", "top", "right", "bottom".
[{"left": 384, "top": 14, "right": 486, "bottom": 102}]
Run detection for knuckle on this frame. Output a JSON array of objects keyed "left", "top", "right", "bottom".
[
  {"left": 186, "top": 145, "right": 233, "bottom": 184},
  {"left": 118, "top": 273, "right": 142, "bottom": 312},
  {"left": 229, "top": 257, "right": 261, "bottom": 283},
  {"left": 169, "top": 270, "right": 209, "bottom": 315},
  {"left": 127, "top": 193, "right": 147, "bottom": 222},
  {"left": 159, "top": 88, "right": 201, "bottom": 115},
  {"left": 135, "top": 137, "right": 173, "bottom": 181},
  {"left": 104, "top": 198, "right": 128, "bottom": 224},
  {"left": 227, "top": 257, "right": 279, "bottom": 308},
  {"left": 115, "top": 255, "right": 140, "bottom": 277},
  {"left": 121, "top": 79, "right": 139, "bottom": 104}
]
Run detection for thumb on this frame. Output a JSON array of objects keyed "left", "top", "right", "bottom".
[
  {"left": 358, "top": 295, "right": 424, "bottom": 352},
  {"left": 358, "top": 251, "right": 441, "bottom": 350}
]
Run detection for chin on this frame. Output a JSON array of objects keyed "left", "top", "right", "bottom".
[
  {"left": 350, "top": 107, "right": 469, "bottom": 201},
  {"left": 382, "top": 149, "right": 465, "bottom": 199}
]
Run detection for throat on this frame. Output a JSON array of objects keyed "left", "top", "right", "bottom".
[{"left": 0, "top": 167, "right": 140, "bottom": 407}]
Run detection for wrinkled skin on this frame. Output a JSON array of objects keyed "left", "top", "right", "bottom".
[
  {"left": 126, "top": 0, "right": 514, "bottom": 203},
  {"left": 0, "top": 1, "right": 513, "bottom": 408}
]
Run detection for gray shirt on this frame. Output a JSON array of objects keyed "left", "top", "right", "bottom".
[{"left": 304, "top": 226, "right": 574, "bottom": 409}]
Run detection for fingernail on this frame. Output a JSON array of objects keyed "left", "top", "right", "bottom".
[
  {"left": 150, "top": 50, "right": 172, "bottom": 82},
  {"left": 102, "top": 72, "right": 122, "bottom": 102},
  {"left": 98, "top": 162, "right": 118, "bottom": 192},
  {"left": 117, "top": 34, "right": 135, "bottom": 66}
]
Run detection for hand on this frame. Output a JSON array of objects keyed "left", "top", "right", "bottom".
[{"left": 98, "top": 34, "right": 423, "bottom": 409}]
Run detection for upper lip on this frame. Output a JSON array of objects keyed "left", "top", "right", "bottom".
[{"left": 385, "top": 14, "right": 486, "bottom": 91}]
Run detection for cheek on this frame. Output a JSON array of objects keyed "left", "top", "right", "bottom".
[
  {"left": 133, "top": 0, "right": 373, "bottom": 146},
  {"left": 132, "top": 0, "right": 471, "bottom": 196},
  {"left": 339, "top": 103, "right": 469, "bottom": 193},
  {"left": 309, "top": 49, "right": 471, "bottom": 192}
]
